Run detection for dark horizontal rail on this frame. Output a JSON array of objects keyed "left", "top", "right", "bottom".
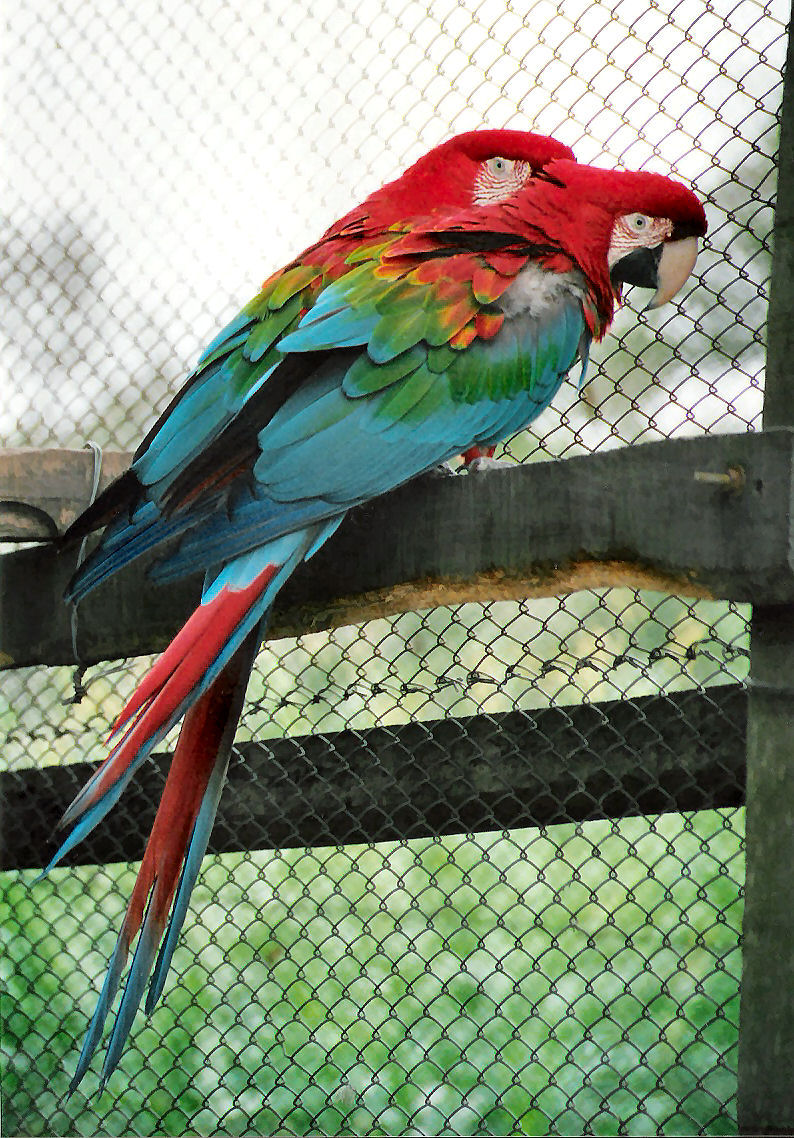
[{"left": 1, "top": 684, "right": 746, "bottom": 871}]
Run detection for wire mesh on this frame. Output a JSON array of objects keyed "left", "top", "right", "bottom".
[{"left": 1, "top": 0, "right": 786, "bottom": 1133}]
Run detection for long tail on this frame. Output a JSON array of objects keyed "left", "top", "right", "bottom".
[
  {"left": 69, "top": 629, "right": 259, "bottom": 1091},
  {"left": 46, "top": 524, "right": 336, "bottom": 1091}
]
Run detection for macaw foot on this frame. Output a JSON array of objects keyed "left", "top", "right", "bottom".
[
  {"left": 429, "top": 461, "right": 459, "bottom": 477},
  {"left": 430, "top": 450, "right": 513, "bottom": 477},
  {"left": 459, "top": 445, "right": 513, "bottom": 473},
  {"left": 463, "top": 455, "right": 515, "bottom": 473},
  {"left": 461, "top": 445, "right": 496, "bottom": 465}
]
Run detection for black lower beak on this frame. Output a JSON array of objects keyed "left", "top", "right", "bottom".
[
  {"left": 611, "top": 236, "right": 700, "bottom": 310},
  {"left": 610, "top": 244, "right": 662, "bottom": 290}
]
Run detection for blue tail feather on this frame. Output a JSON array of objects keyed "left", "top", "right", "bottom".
[
  {"left": 68, "top": 912, "right": 138, "bottom": 1092},
  {"left": 145, "top": 744, "right": 231, "bottom": 1013},
  {"left": 99, "top": 894, "right": 162, "bottom": 1088}
]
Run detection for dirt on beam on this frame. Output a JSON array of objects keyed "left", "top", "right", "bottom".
[{"left": 275, "top": 558, "right": 716, "bottom": 642}]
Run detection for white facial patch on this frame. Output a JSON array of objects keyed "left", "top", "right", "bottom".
[
  {"left": 607, "top": 213, "right": 674, "bottom": 267},
  {"left": 473, "top": 156, "right": 532, "bottom": 205}
]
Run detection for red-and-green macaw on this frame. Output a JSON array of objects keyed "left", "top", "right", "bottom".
[{"left": 47, "top": 129, "right": 707, "bottom": 1089}]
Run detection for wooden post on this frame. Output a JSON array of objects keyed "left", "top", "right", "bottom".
[{"left": 737, "top": 14, "right": 794, "bottom": 1132}]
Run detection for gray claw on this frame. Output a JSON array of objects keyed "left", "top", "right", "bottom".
[
  {"left": 464, "top": 456, "right": 514, "bottom": 473},
  {"left": 429, "top": 461, "right": 460, "bottom": 477}
]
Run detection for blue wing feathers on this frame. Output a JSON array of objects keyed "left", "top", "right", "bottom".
[
  {"left": 279, "top": 306, "right": 377, "bottom": 353},
  {"left": 71, "top": 276, "right": 587, "bottom": 608},
  {"left": 243, "top": 294, "right": 304, "bottom": 364},
  {"left": 195, "top": 329, "right": 252, "bottom": 371},
  {"left": 67, "top": 504, "right": 207, "bottom": 604},
  {"left": 195, "top": 310, "right": 257, "bottom": 367}
]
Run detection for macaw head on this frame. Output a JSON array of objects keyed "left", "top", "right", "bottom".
[
  {"left": 389, "top": 130, "right": 577, "bottom": 215},
  {"left": 330, "top": 129, "right": 577, "bottom": 233},
  {"left": 514, "top": 159, "right": 708, "bottom": 326}
]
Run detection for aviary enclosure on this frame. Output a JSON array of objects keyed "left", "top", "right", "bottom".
[{"left": 1, "top": 0, "right": 789, "bottom": 1133}]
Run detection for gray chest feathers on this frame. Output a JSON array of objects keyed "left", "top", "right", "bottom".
[{"left": 498, "top": 263, "right": 586, "bottom": 321}]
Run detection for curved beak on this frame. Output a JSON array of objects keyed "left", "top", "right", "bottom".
[
  {"left": 611, "top": 235, "right": 700, "bottom": 311},
  {"left": 644, "top": 235, "right": 699, "bottom": 310}
]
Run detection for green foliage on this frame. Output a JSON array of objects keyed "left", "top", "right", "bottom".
[{"left": 2, "top": 809, "right": 742, "bottom": 1135}]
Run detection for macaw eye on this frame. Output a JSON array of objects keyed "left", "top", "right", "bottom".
[
  {"left": 608, "top": 212, "right": 675, "bottom": 268},
  {"left": 625, "top": 213, "right": 651, "bottom": 231},
  {"left": 485, "top": 156, "right": 514, "bottom": 177}
]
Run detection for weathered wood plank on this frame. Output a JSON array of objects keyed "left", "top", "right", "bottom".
[
  {"left": 1, "top": 429, "right": 791, "bottom": 669},
  {"left": 0, "top": 684, "right": 746, "bottom": 871},
  {"left": 0, "top": 447, "right": 130, "bottom": 539}
]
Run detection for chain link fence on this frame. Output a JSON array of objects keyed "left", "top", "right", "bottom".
[{"left": 1, "top": 0, "right": 786, "bottom": 1133}]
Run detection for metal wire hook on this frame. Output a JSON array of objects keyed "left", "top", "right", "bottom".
[{"left": 64, "top": 441, "right": 103, "bottom": 705}]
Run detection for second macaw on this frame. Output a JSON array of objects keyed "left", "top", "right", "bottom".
[{"left": 47, "top": 128, "right": 707, "bottom": 1089}]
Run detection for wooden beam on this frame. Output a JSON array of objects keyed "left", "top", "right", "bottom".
[
  {"left": 0, "top": 684, "right": 746, "bottom": 872},
  {"left": 1, "top": 428, "right": 792, "bottom": 669}
]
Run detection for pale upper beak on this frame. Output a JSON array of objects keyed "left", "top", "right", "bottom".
[
  {"left": 610, "top": 234, "right": 700, "bottom": 311},
  {"left": 644, "top": 236, "right": 699, "bottom": 310}
]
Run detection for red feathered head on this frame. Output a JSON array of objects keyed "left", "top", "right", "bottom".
[
  {"left": 330, "top": 129, "right": 577, "bottom": 233},
  {"left": 509, "top": 158, "right": 708, "bottom": 325}
]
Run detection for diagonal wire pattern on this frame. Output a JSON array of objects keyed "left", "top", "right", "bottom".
[{"left": 0, "top": 0, "right": 785, "bottom": 1132}]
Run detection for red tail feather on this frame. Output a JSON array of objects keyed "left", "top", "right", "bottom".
[
  {"left": 112, "top": 568, "right": 276, "bottom": 737},
  {"left": 121, "top": 641, "right": 255, "bottom": 954},
  {"left": 67, "top": 565, "right": 278, "bottom": 823}
]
